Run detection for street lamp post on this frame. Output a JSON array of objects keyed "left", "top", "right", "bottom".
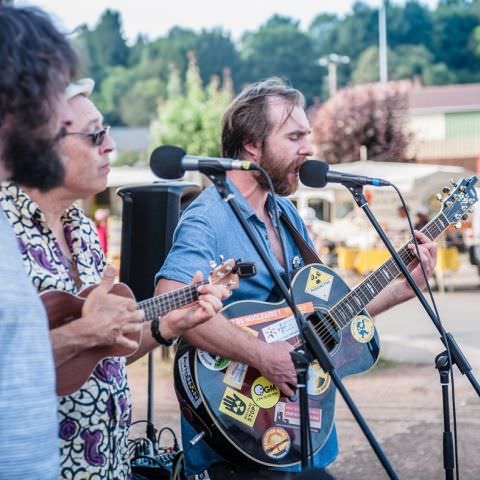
[
  {"left": 319, "top": 53, "right": 350, "bottom": 98},
  {"left": 379, "top": 0, "right": 388, "bottom": 84}
]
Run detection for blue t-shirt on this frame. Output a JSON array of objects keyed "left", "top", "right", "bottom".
[
  {"left": 0, "top": 208, "right": 59, "bottom": 479},
  {"left": 157, "top": 182, "right": 338, "bottom": 475}
]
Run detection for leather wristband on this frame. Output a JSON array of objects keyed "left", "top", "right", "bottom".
[{"left": 150, "top": 317, "right": 174, "bottom": 346}]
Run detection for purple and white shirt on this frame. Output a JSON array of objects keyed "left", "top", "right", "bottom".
[{"left": 0, "top": 182, "right": 132, "bottom": 480}]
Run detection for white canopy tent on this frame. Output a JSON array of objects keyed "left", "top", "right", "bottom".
[{"left": 294, "top": 161, "right": 476, "bottom": 247}]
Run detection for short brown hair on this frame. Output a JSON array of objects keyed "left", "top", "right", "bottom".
[{"left": 221, "top": 77, "right": 305, "bottom": 159}]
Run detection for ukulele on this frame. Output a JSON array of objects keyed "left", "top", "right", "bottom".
[{"left": 42, "top": 258, "right": 239, "bottom": 395}]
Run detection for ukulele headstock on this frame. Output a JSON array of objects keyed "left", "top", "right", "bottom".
[{"left": 209, "top": 258, "right": 240, "bottom": 292}]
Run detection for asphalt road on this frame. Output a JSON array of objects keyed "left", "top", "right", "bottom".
[{"left": 374, "top": 269, "right": 480, "bottom": 370}]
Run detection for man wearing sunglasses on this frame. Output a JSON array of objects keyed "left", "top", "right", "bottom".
[{"left": 0, "top": 78, "right": 228, "bottom": 479}]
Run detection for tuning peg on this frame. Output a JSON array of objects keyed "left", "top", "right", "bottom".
[
  {"left": 461, "top": 213, "right": 469, "bottom": 221},
  {"left": 435, "top": 193, "right": 443, "bottom": 202},
  {"left": 450, "top": 178, "right": 458, "bottom": 187},
  {"left": 219, "top": 255, "right": 225, "bottom": 263},
  {"left": 209, "top": 260, "right": 217, "bottom": 269},
  {"left": 469, "top": 207, "right": 475, "bottom": 213},
  {"left": 455, "top": 222, "right": 462, "bottom": 229},
  {"left": 442, "top": 186, "right": 451, "bottom": 194}
]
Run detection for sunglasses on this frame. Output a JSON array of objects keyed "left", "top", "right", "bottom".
[{"left": 64, "top": 125, "right": 110, "bottom": 147}]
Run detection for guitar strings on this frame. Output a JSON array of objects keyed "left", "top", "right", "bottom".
[{"left": 310, "top": 213, "right": 447, "bottom": 345}]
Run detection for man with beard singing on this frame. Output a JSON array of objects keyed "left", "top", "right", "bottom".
[{"left": 154, "top": 78, "right": 437, "bottom": 478}]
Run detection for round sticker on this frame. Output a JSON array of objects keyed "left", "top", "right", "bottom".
[
  {"left": 307, "top": 360, "right": 331, "bottom": 396},
  {"left": 262, "top": 427, "right": 291, "bottom": 459},
  {"left": 350, "top": 315, "right": 375, "bottom": 343},
  {"left": 197, "top": 350, "right": 231, "bottom": 371},
  {"left": 251, "top": 377, "right": 280, "bottom": 409}
]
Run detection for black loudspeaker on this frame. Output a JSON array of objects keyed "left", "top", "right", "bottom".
[{"left": 117, "top": 182, "right": 201, "bottom": 301}]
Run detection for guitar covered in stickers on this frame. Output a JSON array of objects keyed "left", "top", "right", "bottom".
[{"left": 174, "top": 177, "right": 478, "bottom": 468}]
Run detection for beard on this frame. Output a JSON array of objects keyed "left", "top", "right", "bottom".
[
  {"left": 256, "top": 144, "right": 301, "bottom": 197},
  {"left": 3, "top": 128, "right": 65, "bottom": 191}
]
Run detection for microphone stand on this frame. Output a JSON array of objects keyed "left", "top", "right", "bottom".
[
  {"left": 346, "top": 182, "right": 480, "bottom": 479},
  {"left": 207, "top": 171, "right": 399, "bottom": 479}
]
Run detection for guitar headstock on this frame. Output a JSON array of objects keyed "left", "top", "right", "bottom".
[
  {"left": 437, "top": 176, "right": 478, "bottom": 228},
  {"left": 209, "top": 258, "right": 240, "bottom": 292}
]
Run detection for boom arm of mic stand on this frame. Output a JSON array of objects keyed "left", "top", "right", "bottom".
[
  {"left": 347, "top": 183, "right": 480, "bottom": 397},
  {"left": 208, "top": 173, "right": 399, "bottom": 478}
]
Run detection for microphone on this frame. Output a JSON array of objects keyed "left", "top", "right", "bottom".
[
  {"left": 150, "top": 145, "right": 259, "bottom": 179},
  {"left": 299, "top": 160, "right": 391, "bottom": 188}
]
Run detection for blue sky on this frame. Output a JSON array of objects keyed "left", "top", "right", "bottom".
[{"left": 23, "top": 0, "right": 439, "bottom": 43}]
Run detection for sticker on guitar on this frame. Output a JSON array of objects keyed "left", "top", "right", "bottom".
[
  {"left": 262, "top": 427, "right": 291, "bottom": 459},
  {"left": 261, "top": 315, "right": 299, "bottom": 343},
  {"left": 251, "top": 377, "right": 280, "bottom": 409},
  {"left": 223, "top": 362, "right": 248, "bottom": 389},
  {"left": 178, "top": 352, "right": 202, "bottom": 408},
  {"left": 274, "top": 402, "right": 322, "bottom": 430},
  {"left": 305, "top": 266, "right": 334, "bottom": 301},
  {"left": 307, "top": 360, "right": 331, "bottom": 396},
  {"left": 219, "top": 387, "right": 259, "bottom": 427},
  {"left": 351, "top": 315, "right": 375, "bottom": 343},
  {"left": 198, "top": 351, "right": 231, "bottom": 371}
]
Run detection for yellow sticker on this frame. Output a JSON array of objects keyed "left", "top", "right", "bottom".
[
  {"left": 251, "top": 377, "right": 280, "bottom": 409},
  {"left": 307, "top": 360, "right": 331, "bottom": 396},
  {"left": 305, "top": 267, "right": 334, "bottom": 301},
  {"left": 262, "top": 427, "right": 291, "bottom": 459},
  {"left": 223, "top": 362, "right": 248, "bottom": 390},
  {"left": 219, "top": 387, "right": 259, "bottom": 427},
  {"left": 350, "top": 315, "right": 375, "bottom": 343}
]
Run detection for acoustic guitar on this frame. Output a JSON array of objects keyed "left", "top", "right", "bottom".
[
  {"left": 174, "top": 176, "right": 478, "bottom": 468},
  {"left": 42, "top": 258, "right": 239, "bottom": 396}
]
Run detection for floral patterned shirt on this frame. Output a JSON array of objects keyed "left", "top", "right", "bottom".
[{"left": 0, "top": 182, "right": 132, "bottom": 480}]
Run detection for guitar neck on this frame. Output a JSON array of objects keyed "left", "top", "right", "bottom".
[
  {"left": 328, "top": 212, "right": 450, "bottom": 327},
  {"left": 137, "top": 280, "right": 208, "bottom": 323}
]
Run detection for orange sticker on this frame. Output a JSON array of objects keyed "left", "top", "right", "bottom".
[
  {"left": 262, "top": 427, "right": 291, "bottom": 459},
  {"left": 231, "top": 302, "right": 314, "bottom": 328}
]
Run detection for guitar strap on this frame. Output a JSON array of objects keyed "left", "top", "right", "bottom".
[{"left": 280, "top": 211, "right": 323, "bottom": 266}]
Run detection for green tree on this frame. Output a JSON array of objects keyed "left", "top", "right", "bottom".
[
  {"left": 119, "top": 78, "right": 165, "bottom": 126},
  {"left": 151, "top": 54, "right": 233, "bottom": 157},
  {"left": 352, "top": 44, "right": 457, "bottom": 85},
  {"left": 93, "top": 66, "right": 136, "bottom": 125},
  {"left": 240, "top": 15, "right": 323, "bottom": 101},
  {"left": 195, "top": 29, "right": 242, "bottom": 88},
  {"left": 432, "top": 4, "right": 479, "bottom": 70},
  {"left": 89, "top": 9, "right": 129, "bottom": 68}
]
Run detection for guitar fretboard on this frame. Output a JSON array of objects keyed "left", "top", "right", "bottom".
[
  {"left": 329, "top": 212, "right": 450, "bottom": 328},
  {"left": 137, "top": 280, "right": 208, "bottom": 322}
]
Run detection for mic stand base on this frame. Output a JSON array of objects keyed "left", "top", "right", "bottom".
[{"left": 436, "top": 352, "right": 455, "bottom": 480}]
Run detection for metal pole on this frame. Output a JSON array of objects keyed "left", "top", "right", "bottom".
[
  {"left": 379, "top": 0, "right": 388, "bottom": 84},
  {"left": 328, "top": 62, "right": 337, "bottom": 98}
]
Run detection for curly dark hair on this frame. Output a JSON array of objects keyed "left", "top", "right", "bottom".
[{"left": 0, "top": 6, "right": 77, "bottom": 190}]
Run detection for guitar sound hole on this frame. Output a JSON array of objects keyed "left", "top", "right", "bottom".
[{"left": 306, "top": 312, "right": 340, "bottom": 352}]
